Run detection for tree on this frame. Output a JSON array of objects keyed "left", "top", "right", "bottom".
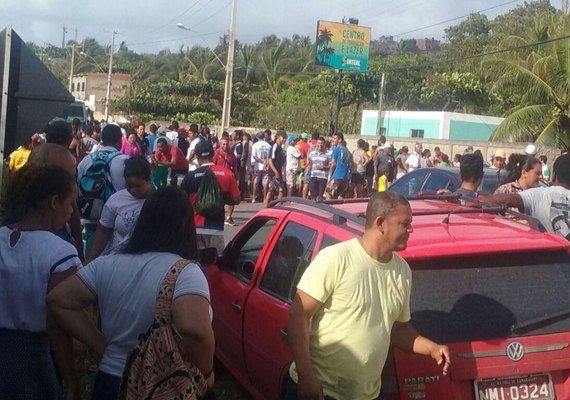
[{"left": 484, "top": 15, "right": 570, "bottom": 150}]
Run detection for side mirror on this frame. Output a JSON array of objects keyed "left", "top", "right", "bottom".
[
  {"left": 199, "top": 247, "right": 218, "bottom": 266},
  {"left": 241, "top": 260, "right": 255, "bottom": 276}
]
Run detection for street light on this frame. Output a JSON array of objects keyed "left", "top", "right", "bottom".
[
  {"left": 176, "top": 23, "right": 226, "bottom": 68},
  {"left": 177, "top": 0, "right": 237, "bottom": 131}
]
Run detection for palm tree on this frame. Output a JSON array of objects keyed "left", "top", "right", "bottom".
[
  {"left": 316, "top": 29, "right": 334, "bottom": 64},
  {"left": 485, "top": 15, "right": 570, "bottom": 150}
]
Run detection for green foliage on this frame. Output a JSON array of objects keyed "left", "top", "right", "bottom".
[{"left": 28, "top": 1, "right": 569, "bottom": 148}]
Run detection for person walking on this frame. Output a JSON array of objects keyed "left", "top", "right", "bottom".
[
  {"left": 181, "top": 140, "right": 240, "bottom": 252},
  {"left": 47, "top": 187, "right": 214, "bottom": 400},
  {"left": 286, "top": 192, "right": 450, "bottom": 400},
  {"left": 77, "top": 124, "right": 129, "bottom": 259},
  {"left": 213, "top": 137, "right": 239, "bottom": 225}
]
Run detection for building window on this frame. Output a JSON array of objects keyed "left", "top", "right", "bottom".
[
  {"left": 379, "top": 127, "right": 386, "bottom": 136},
  {"left": 81, "top": 82, "right": 85, "bottom": 92},
  {"left": 411, "top": 129, "right": 424, "bottom": 138}
]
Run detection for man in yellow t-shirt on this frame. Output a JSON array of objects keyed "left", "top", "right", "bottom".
[
  {"left": 286, "top": 192, "right": 451, "bottom": 400},
  {"left": 8, "top": 145, "right": 32, "bottom": 172}
]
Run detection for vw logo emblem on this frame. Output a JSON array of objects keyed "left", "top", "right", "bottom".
[{"left": 506, "top": 342, "right": 525, "bottom": 362}]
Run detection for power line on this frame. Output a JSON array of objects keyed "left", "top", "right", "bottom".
[
  {"left": 391, "top": 0, "right": 522, "bottom": 37},
  {"left": 154, "top": 0, "right": 205, "bottom": 32},
  {"left": 190, "top": 1, "right": 232, "bottom": 31},
  {"left": 127, "top": 31, "right": 222, "bottom": 47}
]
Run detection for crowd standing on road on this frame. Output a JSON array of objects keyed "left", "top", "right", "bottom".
[{"left": 1, "top": 116, "right": 570, "bottom": 400}]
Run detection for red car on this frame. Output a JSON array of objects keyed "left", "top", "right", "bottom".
[{"left": 203, "top": 198, "right": 570, "bottom": 400}]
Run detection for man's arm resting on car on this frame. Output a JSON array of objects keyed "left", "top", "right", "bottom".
[
  {"left": 391, "top": 321, "right": 451, "bottom": 376},
  {"left": 479, "top": 193, "right": 524, "bottom": 212},
  {"left": 288, "top": 290, "right": 325, "bottom": 400}
]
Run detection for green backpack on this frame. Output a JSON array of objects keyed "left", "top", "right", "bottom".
[{"left": 195, "top": 167, "right": 225, "bottom": 217}]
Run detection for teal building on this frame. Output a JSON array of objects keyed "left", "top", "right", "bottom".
[{"left": 361, "top": 110, "right": 504, "bottom": 141}]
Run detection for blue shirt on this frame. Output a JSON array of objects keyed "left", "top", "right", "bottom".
[{"left": 332, "top": 146, "right": 351, "bottom": 180}]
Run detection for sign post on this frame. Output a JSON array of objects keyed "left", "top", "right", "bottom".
[{"left": 315, "top": 20, "right": 371, "bottom": 133}]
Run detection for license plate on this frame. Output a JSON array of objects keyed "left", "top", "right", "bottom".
[{"left": 474, "top": 374, "right": 554, "bottom": 400}]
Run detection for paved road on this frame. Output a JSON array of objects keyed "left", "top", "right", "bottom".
[{"left": 223, "top": 201, "right": 264, "bottom": 244}]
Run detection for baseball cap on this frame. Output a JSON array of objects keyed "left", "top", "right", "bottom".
[
  {"left": 494, "top": 149, "right": 507, "bottom": 159},
  {"left": 300, "top": 132, "right": 309, "bottom": 140},
  {"left": 288, "top": 135, "right": 297, "bottom": 143},
  {"left": 524, "top": 144, "right": 538, "bottom": 156},
  {"left": 195, "top": 140, "right": 214, "bottom": 158},
  {"left": 157, "top": 127, "right": 168, "bottom": 134}
]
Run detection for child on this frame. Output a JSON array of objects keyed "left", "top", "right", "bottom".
[{"left": 377, "top": 170, "right": 388, "bottom": 192}]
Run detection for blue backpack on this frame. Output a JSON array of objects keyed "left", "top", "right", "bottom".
[{"left": 78, "top": 150, "right": 121, "bottom": 220}]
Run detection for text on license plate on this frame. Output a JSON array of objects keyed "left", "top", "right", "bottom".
[{"left": 475, "top": 374, "right": 554, "bottom": 400}]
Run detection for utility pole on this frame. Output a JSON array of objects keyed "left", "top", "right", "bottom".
[
  {"left": 375, "top": 72, "right": 386, "bottom": 136},
  {"left": 333, "top": 70, "right": 343, "bottom": 134},
  {"left": 221, "top": 0, "right": 237, "bottom": 131},
  {"left": 68, "top": 42, "right": 75, "bottom": 92},
  {"left": 104, "top": 31, "right": 117, "bottom": 122},
  {"left": 62, "top": 25, "right": 67, "bottom": 49}
]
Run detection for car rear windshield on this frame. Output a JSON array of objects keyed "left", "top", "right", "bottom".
[{"left": 409, "top": 250, "right": 570, "bottom": 343}]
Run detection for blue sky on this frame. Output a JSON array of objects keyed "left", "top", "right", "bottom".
[{"left": 1, "top": 0, "right": 551, "bottom": 53}]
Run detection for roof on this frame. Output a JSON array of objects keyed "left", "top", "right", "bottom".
[{"left": 271, "top": 198, "right": 570, "bottom": 261}]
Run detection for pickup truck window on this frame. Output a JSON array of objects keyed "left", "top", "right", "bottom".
[{"left": 260, "top": 221, "right": 317, "bottom": 302}]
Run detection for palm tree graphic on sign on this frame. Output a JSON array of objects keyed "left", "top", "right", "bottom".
[{"left": 316, "top": 28, "right": 335, "bottom": 65}]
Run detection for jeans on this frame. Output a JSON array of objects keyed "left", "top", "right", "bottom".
[
  {"left": 91, "top": 370, "right": 121, "bottom": 400},
  {"left": 283, "top": 375, "right": 386, "bottom": 400}
]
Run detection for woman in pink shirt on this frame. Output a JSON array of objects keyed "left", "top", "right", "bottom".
[{"left": 121, "top": 133, "right": 142, "bottom": 157}]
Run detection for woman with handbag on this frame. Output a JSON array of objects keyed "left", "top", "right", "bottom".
[{"left": 47, "top": 186, "right": 215, "bottom": 400}]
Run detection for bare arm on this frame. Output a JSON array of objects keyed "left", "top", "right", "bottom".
[
  {"left": 47, "top": 274, "right": 105, "bottom": 358},
  {"left": 47, "top": 268, "right": 84, "bottom": 400},
  {"left": 87, "top": 225, "right": 112, "bottom": 263},
  {"left": 391, "top": 321, "right": 451, "bottom": 376},
  {"left": 69, "top": 203, "right": 84, "bottom": 261},
  {"left": 267, "top": 158, "right": 281, "bottom": 179},
  {"left": 287, "top": 290, "right": 325, "bottom": 400},
  {"left": 480, "top": 193, "right": 524, "bottom": 212},
  {"left": 172, "top": 295, "right": 215, "bottom": 385}
]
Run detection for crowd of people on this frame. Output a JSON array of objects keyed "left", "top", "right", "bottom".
[{"left": 1, "top": 115, "right": 569, "bottom": 400}]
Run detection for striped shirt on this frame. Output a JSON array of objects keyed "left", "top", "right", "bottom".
[{"left": 309, "top": 150, "right": 332, "bottom": 180}]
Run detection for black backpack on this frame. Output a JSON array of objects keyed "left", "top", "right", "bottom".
[
  {"left": 195, "top": 167, "right": 225, "bottom": 217},
  {"left": 78, "top": 150, "right": 121, "bottom": 220}
]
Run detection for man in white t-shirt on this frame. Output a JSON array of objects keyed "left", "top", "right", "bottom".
[
  {"left": 286, "top": 135, "right": 302, "bottom": 197},
  {"left": 250, "top": 132, "right": 272, "bottom": 203},
  {"left": 187, "top": 124, "right": 202, "bottom": 171},
  {"left": 405, "top": 142, "right": 422, "bottom": 172},
  {"left": 483, "top": 153, "right": 570, "bottom": 240}
]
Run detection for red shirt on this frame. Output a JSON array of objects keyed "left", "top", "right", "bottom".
[
  {"left": 181, "top": 164, "right": 240, "bottom": 229},
  {"left": 213, "top": 148, "right": 238, "bottom": 174},
  {"left": 154, "top": 145, "right": 189, "bottom": 171}
]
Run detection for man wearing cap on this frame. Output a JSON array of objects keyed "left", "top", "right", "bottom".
[
  {"left": 492, "top": 149, "right": 507, "bottom": 170},
  {"left": 154, "top": 137, "right": 189, "bottom": 186},
  {"left": 286, "top": 135, "right": 302, "bottom": 197},
  {"left": 181, "top": 140, "right": 240, "bottom": 252},
  {"left": 483, "top": 153, "right": 570, "bottom": 240}
]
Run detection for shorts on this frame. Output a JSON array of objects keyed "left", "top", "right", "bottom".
[
  {"left": 309, "top": 178, "right": 327, "bottom": 199},
  {"left": 326, "top": 179, "right": 350, "bottom": 198},
  {"left": 269, "top": 177, "right": 287, "bottom": 194},
  {"left": 286, "top": 169, "right": 299, "bottom": 186},
  {"left": 253, "top": 170, "right": 270, "bottom": 189},
  {"left": 351, "top": 172, "right": 365, "bottom": 184}
]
